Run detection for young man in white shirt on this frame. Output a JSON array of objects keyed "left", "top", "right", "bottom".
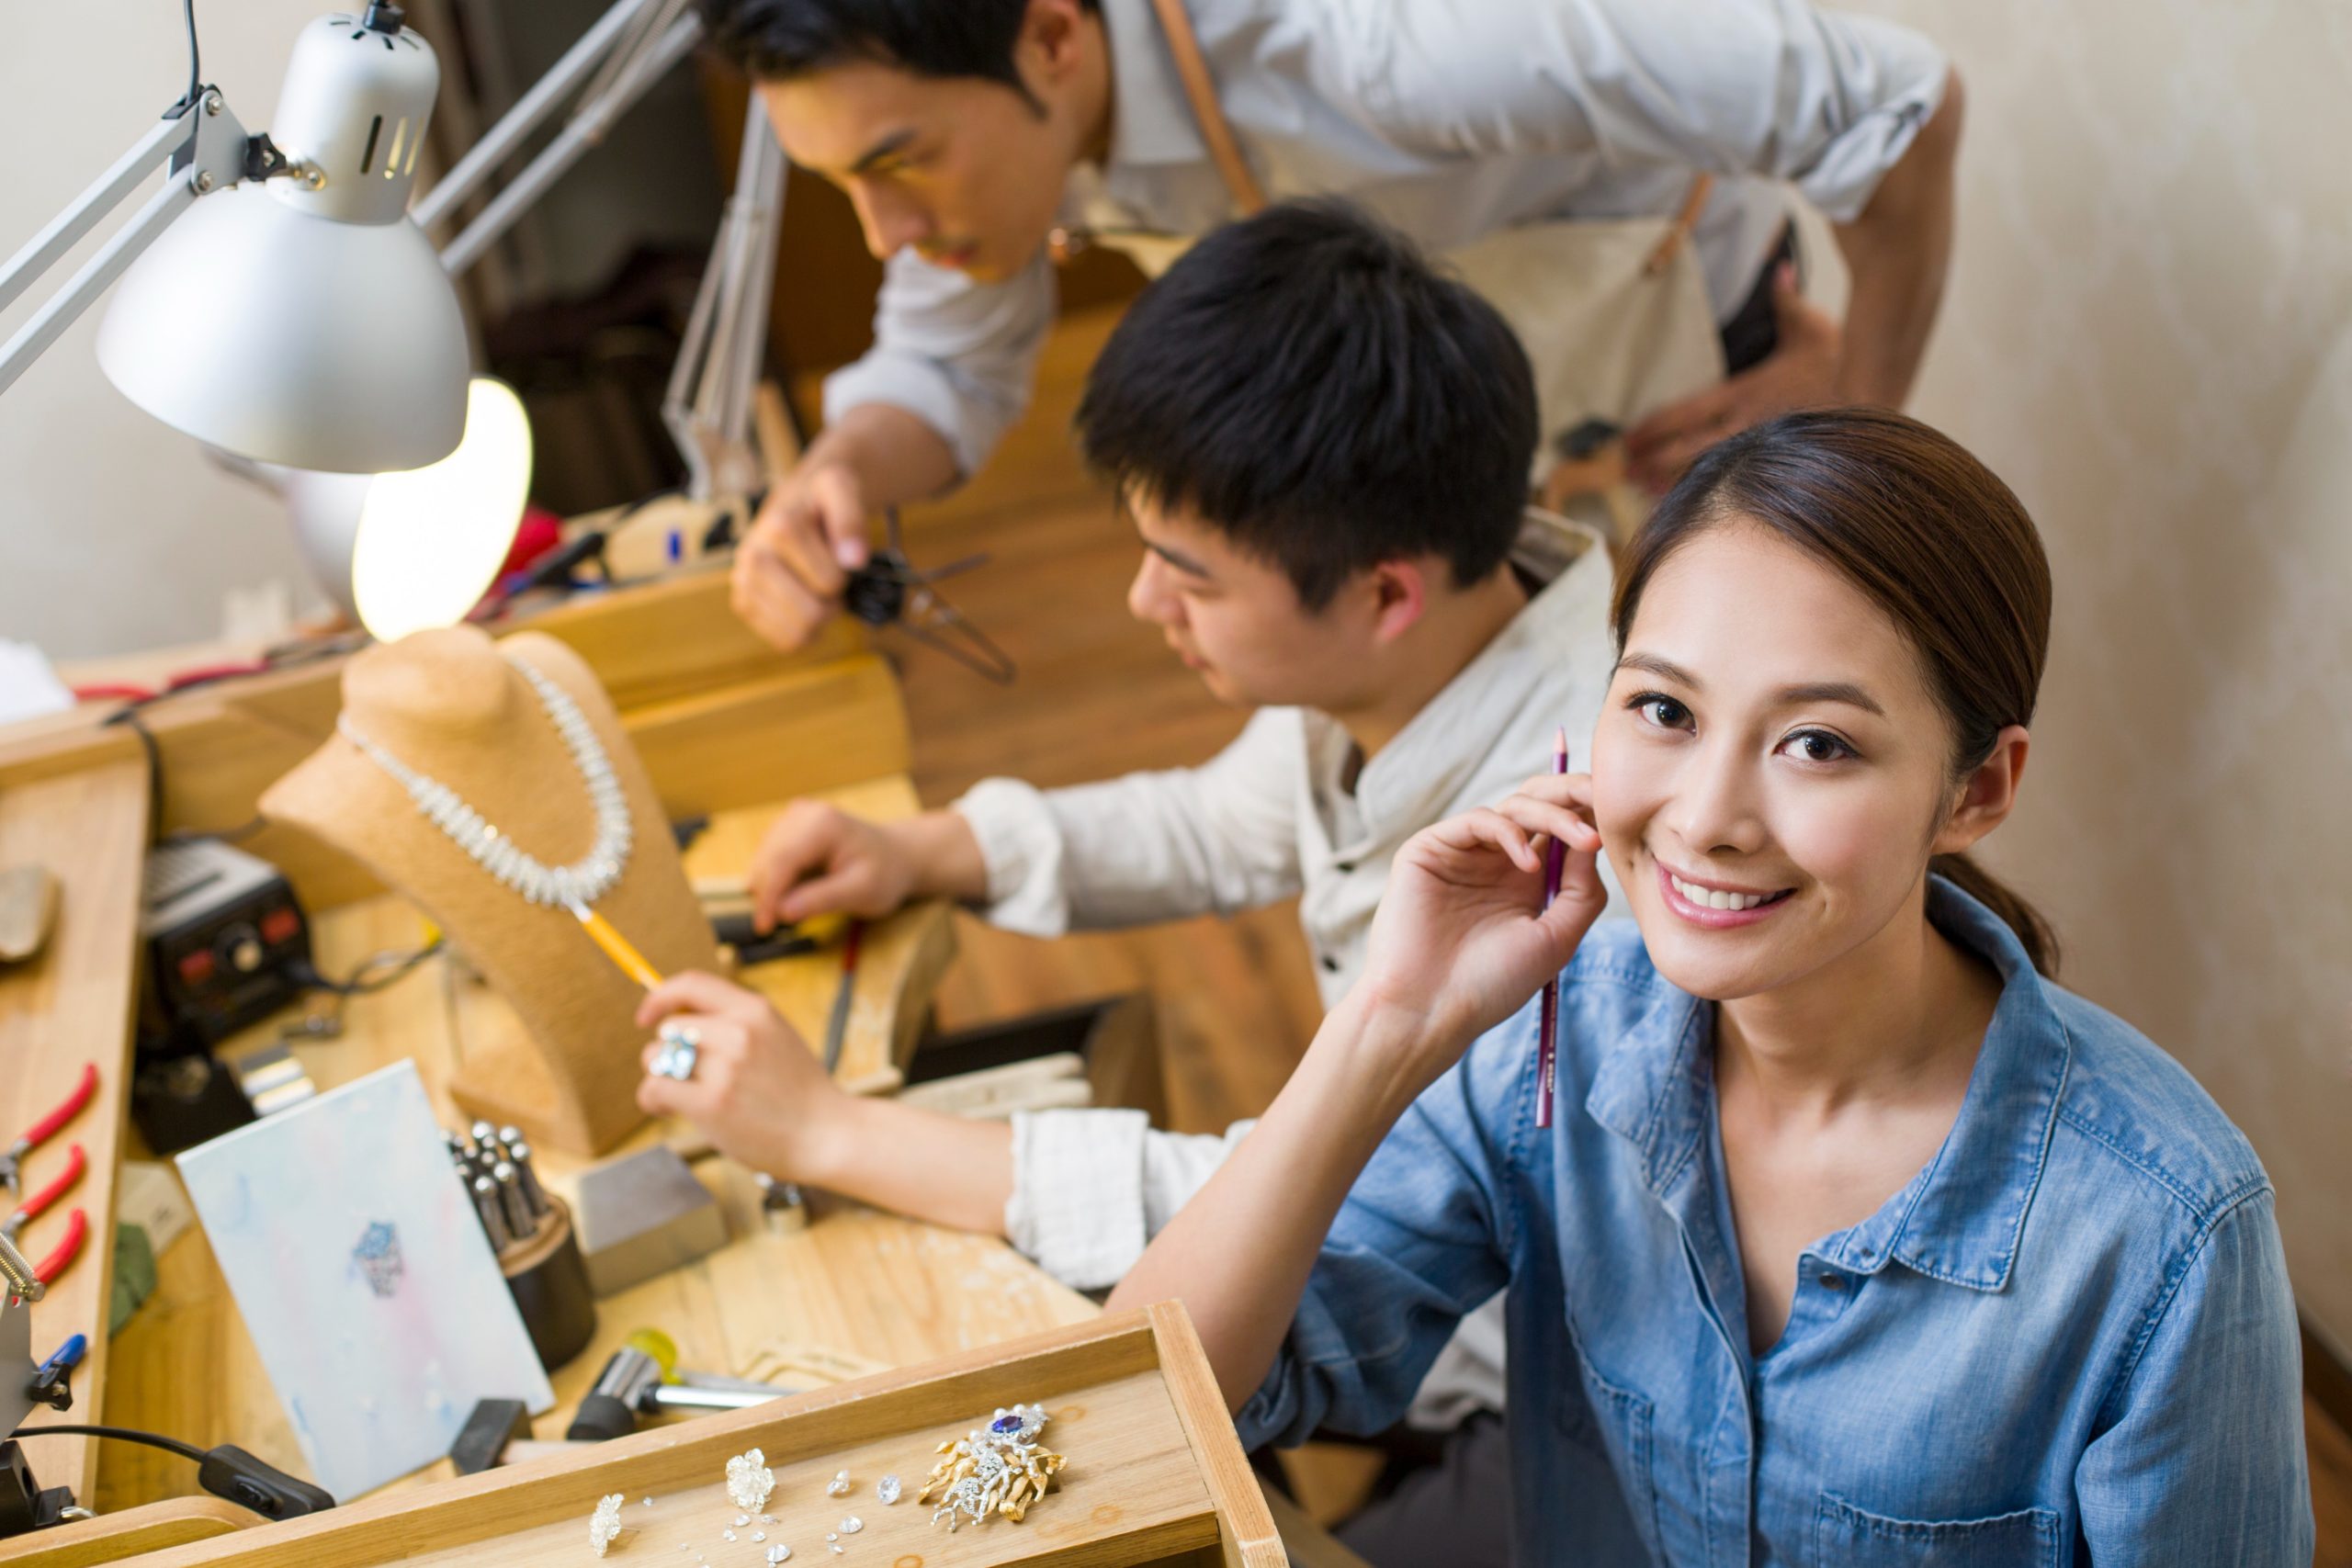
[
  {"left": 699, "top": 0, "right": 1962, "bottom": 652},
  {"left": 636, "top": 201, "right": 1614, "bottom": 1560}
]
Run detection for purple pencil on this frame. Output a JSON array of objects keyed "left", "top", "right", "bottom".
[{"left": 1535, "top": 727, "right": 1567, "bottom": 1129}]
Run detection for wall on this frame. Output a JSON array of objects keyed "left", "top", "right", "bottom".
[
  {"left": 1834, "top": 0, "right": 2352, "bottom": 1357},
  {"left": 0, "top": 1, "right": 333, "bottom": 660}
]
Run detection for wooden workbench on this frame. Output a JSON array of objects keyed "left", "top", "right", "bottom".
[{"left": 84, "top": 783, "right": 1082, "bottom": 1517}]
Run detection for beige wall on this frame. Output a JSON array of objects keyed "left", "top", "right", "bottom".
[{"left": 1829, "top": 1, "right": 2352, "bottom": 1355}]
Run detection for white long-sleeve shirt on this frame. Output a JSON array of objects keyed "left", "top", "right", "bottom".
[
  {"left": 827, "top": 0, "right": 1951, "bottom": 475},
  {"left": 964, "top": 510, "right": 1618, "bottom": 1424}
]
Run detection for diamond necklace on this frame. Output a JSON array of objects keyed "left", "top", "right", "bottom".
[{"left": 336, "top": 654, "right": 633, "bottom": 908}]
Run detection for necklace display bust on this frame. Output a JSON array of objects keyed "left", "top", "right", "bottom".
[{"left": 261, "top": 626, "right": 718, "bottom": 1154}]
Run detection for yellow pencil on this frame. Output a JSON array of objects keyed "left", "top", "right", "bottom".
[{"left": 568, "top": 899, "right": 664, "bottom": 989}]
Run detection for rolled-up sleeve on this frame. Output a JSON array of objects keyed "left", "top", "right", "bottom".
[
  {"left": 1328, "top": 0, "right": 1950, "bottom": 222},
  {"left": 1002, "top": 1111, "right": 1253, "bottom": 1291},
  {"left": 1236, "top": 1018, "right": 1527, "bottom": 1450},
  {"left": 820, "top": 246, "right": 1057, "bottom": 478},
  {"left": 952, "top": 709, "right": 1306, "bottom": 938}
]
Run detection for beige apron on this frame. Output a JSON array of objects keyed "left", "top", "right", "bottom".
[{"left": 1069, "top": 0, "right": 1729, "bottom": 535}]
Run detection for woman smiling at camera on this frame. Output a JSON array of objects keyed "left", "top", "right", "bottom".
[{"left": 1107, "top": 408, "right": 2311, "bottom": 1564}]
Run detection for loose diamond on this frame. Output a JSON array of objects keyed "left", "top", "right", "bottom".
[
  {"left": 839, "top": 1517, "right": 863, "bottom": 1535},
  {"left": 727, "top": 1450, "right": 776, "bottom": 1514},
  {"left": 826, "top": 1470, "right": 851, "bottom": 1497},
  {"left": 590, "top": 1495, "right": 627, "bottom": 1559},
  {"left": 766, "top": 1549, "right": 791, "bottom": 1564},
  {"left": 876, "top": 1475, "right": 901, "bottom": 1506}
]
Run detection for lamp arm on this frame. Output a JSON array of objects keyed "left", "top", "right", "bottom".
[
  {"left": 662, "top": 96, "right": 786, "bottom": 502},
  {"left": 409, "top": 0, "right": 666, "bottom": 234},
  {"left": 0, "top": 91, "right": 253, "bottom": 399},
  {"left": 430, "top": 8, "right": 703, "bottom": 277}
]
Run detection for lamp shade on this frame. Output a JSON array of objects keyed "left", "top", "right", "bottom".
[
  {"left": 96, "top": 184, "right": 469, "bottom": 473},
  {"left": 96, "top": 9, "right": 467, "bottom": 472},
  {"left": 281, "top": 377, "right": 532, "bottom": 640}
]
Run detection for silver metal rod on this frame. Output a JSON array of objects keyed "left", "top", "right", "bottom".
[
  {"left": 645, "top": 1383, "right": 786, "bottom": 1413},
  {"left": 0, "top": 174, "right": 197, "bottom": 398},
  {"left": 0, "top": 111, "right": 192, "bottom": 319},
  {"left": 410, "top": 0, "right": 661, "bottom": 232},
  {"left": 472, "top": 1175, "right": 512, "bottom": 1252},
  {"left": 492, "top": 1160, "right": 534, "bottom": 1242},
  {"left": 436, "top": 12, "right": 700, "bottom": 277}
]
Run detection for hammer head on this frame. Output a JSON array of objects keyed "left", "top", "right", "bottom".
[{"left": 449, "top": 1398, "right": 533, "bottom": 1476}]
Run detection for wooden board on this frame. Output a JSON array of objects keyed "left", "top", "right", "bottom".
[
  {"left": 103, "top": 1305, "right": 1277, "bottom": 1568},
  {"left": 0, "top": 1497, "right": 250, "bottom": 1566},
  {"left": 0, "top": 761, "right": 151, "bottom": 1513},
  {"left": 0, "top": 575, "right": 890, "bottom": 916}
]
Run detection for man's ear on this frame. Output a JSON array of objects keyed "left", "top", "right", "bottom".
[
  {"left": 1930, "top": 724, "right": 2030, "bottom": 856},
  {"left": 1364, "top": 559, "right": 1431, "bottom": 647},
  {"left": 1021, "top": 0, "right": 1093, "bottom": 82}
]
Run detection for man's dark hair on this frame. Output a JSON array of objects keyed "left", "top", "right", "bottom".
[
  {"left": 1076, "top": 199, "right": 1537, "bottom": 610},
  {"left": 698, "top": 0, "right": 1096, "bottom": 94}
]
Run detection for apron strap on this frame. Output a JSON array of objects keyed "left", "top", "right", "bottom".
[
  {"left": 1148, "top": 0, "right": 1269, "bottom": 216},
  {"left": 1643, "top": 173, "right": 1713, "bottom": 276}
]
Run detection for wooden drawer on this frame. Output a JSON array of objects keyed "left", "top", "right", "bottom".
[{"left": 95, "top": 1303, "right": 1281, "bottom": 1568}]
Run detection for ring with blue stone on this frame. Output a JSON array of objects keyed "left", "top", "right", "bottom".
[{"left": 650, "top": 1021, "right": 701, "bottom": 1081}]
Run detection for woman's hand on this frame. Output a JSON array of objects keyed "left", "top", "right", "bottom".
[
  {"left": 1355, "top": 773, "right": 1607, "bottom": 1059},
  {"left": 633, "top": 971, "right": 849, "bottom": 1183}
]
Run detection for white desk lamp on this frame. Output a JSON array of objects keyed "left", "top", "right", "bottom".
[
  {"left": 0, "top": 3, "right": 469, "bottom": 473},
  {"left": 3, "top": 0, "right": 782, "bottom": 638}
]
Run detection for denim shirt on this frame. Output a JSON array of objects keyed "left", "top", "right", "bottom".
[{"left": 1238, "top": 880, "right": 2312, "bottom": 1565}]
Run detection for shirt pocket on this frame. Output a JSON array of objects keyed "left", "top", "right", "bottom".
[
  {"left": 1555, "top": 1337, "right": 1665, "bottom": 1562},
  {"left": 1814, "top": 1493, "right": 2064, "bottom": 1568}
]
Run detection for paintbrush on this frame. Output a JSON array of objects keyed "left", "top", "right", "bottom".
[
  {"left": 1535, "top": 728, "right": 1567, "bottom": 1130},
  {"left": 568, "top": 898, "right": 664, "bottom": 989}
]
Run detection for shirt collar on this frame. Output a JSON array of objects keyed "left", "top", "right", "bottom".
[
  {"left": 1583, "top": 876, "right": 2072, "bottom": 1293},
  {"left": 1098, "top": 0, "right": 1209, "bottom": 171},
  {"left": 1319, "top": 511, "right": 1610, "bottom": 843}
]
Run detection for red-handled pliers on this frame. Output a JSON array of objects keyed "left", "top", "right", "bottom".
[
  {"left": 0, "top": 1062, "right": 97, "bottom": 1193},
  {"left": 3, "top": 1144, "right": 85, "bottom": 1244},
  {"left": 30, "top": 1209, "right": 87, "bottom": 1286}
]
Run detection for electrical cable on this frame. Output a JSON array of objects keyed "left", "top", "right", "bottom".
[
  {"left": 171, "top": 0, "right": 201, "bottom": 117},
  {"left": 7, "top": 1423, "right": 207, "bottom": 1465},
  {"left": 99, "top": 706, "right": 166, "bottom": 844},
  {"left": 287, "top": 939, "right": 444, "bottom": 998},
  {"left": 8, "top": 1421, "right": 335, "bottom": 1519}
]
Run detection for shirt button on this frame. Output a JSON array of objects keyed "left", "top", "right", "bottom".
[
  {"left": 1820, "top": 1272, "right": 1847, "bottom": 1291},
  {"left": 1335, "top": 860, "right": 1356, "bottom": 874},
  {"left": 1319, "top": 953, "right": 1340, "bottom": 973}
]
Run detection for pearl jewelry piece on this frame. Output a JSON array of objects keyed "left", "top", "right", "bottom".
[{"left": 338, "top": 655, "right": 634, "bottom": 908}]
